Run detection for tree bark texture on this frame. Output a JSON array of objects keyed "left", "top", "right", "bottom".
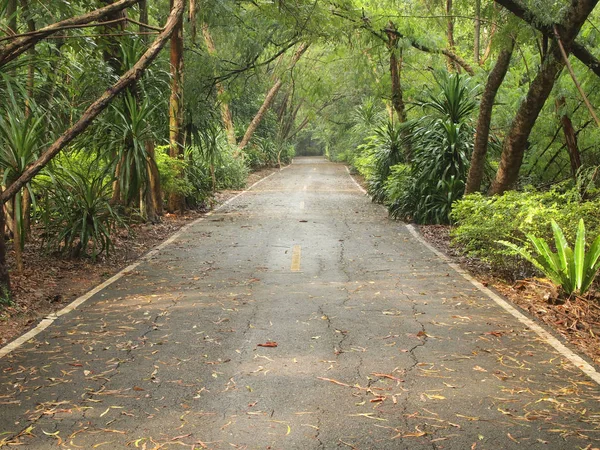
[
  {"left": 202, "top": 24, "right": 237, "bottom": 145},
  {"left": 556, "top": 96, "right": 581, "bottom": 178},
  {"left": 465, "top": 40, "right": 514, "bottom": 194},
  {"left": 385, "top": 23, "right": 407, "bottom": 124},
  {"left": 0, "top": 205, "right": 10, "bottom": 297},
  {"left": 0, "top": 0, "right": 141, "bottom": 67},
  {"left": 167, "top": 0, "right": 185, "bottom": 213},
  {"left": 238, "top": 43, "right": 308, "bottom": 150},
  {"left": 489, "top": 0, "right": 597, "bottom": 195}
]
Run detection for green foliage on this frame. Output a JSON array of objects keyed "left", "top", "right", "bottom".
[
  {"left": 155, "top": 146, "right": 195, "bottom": 200},
  {"left": 499, "top": 220, "right": 600, "bottom": 296},
  {"left": 451, "top": 190, "right": 600, "bottom": 276},
  {"left": 41, "top": 164, "right": 121, "bottom": 259},
  {"left": 359, "top": 121, "right": 404, "bottom": 203},
  {"left": 387, "top": 73, "right": 476, "bottom": 224}
]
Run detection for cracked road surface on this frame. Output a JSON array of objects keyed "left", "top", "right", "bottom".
[{"left": 2, "top": 157, "right": 600, "bottom": 449}]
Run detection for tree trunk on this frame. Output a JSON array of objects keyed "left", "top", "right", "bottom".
[
  {"left": 385, "top": 23, "right": 407, "bottom": 124},
  {"left": 0, "top": 204, "right": 11, "bottom": 299},
  {"left": 99, "top": 0, "right": 126, "bottom": 74},
  {"left": 111, "top": 154, "right": 124, "bottom": 204},
  {"left": 6, "top": 0, "right": 17, "bottom": 35},
  {"left": 167, "top": 0, "right": 185, "bottom": 213},
  {"left": 145, "top": 141, "right": 162, "bottom": 221},
  {"left": 556, "top": 96, "right": 581, "bottom": 178},
  {"left": 465, "top": 40, "right": 514, "bottom": 194},
  {"left": 238, "top": 43, "right": 309, "bottom": 150},
  {"left": 445, "top": 0, "right": 459, "bottom": 72},
  {"left": 474, "top": 0, "right": 481, "bottom": 63},
  {"left": 21, "top": 187, "right": 31, "bottom": 239},
  {"left": 202, "top": 23, "right": 236, "bottom": 145},
  {"left": 139, "top": 0, "right": 149, "bottom": 43},
  {"left": 11, "top": 194, "right": 23, "bottom": 273},
  {"left": 489, "top": 0, "right": 597, "bottom": 195}
]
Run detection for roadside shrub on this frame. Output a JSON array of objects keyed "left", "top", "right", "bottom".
[
  {"left": 155, "top": 147, "right": 195, "bottom": 200},
  {"left": 41, "top": 165, "right": 122, "bottom": 259},
  {"left": 358, "top": 121, "right": 404, "bottom": 203},
  {"left": 388, "top": 72, "right": 476, "bottom": 224},
  {"left": 451, "top": 190, "right": 600, "bottom": 277}
]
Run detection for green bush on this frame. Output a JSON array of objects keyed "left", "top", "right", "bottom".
[
  {"left": 451, "top": 190, "right": 600, "bottom": 276},
  {"left": 155, "top": 146, "right": 195, "bottom": 200}
]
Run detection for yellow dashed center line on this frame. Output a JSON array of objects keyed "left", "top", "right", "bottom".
[{"left": 291, "top": 245, "right": 302, "bottom": 272}]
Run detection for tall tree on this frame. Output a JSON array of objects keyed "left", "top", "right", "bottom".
[
  {"left": 489, "top": 0, "right": 598, "bottom": 195},
  {"left": 465, "top": 38, "right": 514, "bottom": 194},
  {"left": 167, "top": 0, "right": 185, "bottom": 213}
]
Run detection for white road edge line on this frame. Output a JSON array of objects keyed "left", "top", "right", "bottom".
[
  {"left": 405, "top": 224, "right": 600, "bottom": 385},
  {"left": 344, "top": 165, "right": 600, "bottom": 385},
  {"left": 0, "top": 169, "right": 283, "bottom": 359},
  {"left": 345, "top": 165, "right": 367, "bottom": 195}
]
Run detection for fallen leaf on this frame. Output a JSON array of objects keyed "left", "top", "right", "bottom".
[{"left": 257, "top": 341, "right": 278, "bottom": 348}]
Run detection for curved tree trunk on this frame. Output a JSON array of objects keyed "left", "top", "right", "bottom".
[
  {"left": 489, "top": 0, "right": 597, "bottom": 195},
  {"left": 465, "top": 39, "right": 514, "bottom": 194}
]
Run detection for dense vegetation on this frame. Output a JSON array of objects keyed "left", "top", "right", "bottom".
[{"left": 1, "top": 0, "right": 600, "bottom": 300}]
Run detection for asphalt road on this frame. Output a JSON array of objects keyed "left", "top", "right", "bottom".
[{"left": 1, "top": 157, "right": 599, "bottom": 449}]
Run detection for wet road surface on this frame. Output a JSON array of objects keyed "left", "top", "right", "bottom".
[{"left": 1, "top": 157, "right": 599, "bottom": 449}]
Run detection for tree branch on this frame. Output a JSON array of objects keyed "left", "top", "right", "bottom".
[
  {"left": 1, "top": 0, "right": 185, "bottom": 203},
  {"left": 0, "top": 0, "right": 141, "bottom": 66}
]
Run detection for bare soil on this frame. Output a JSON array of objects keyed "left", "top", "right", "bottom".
[
  {"left": 0, "top": 168, "right": 277, "bottom": 347},
  {"left": 419, "top": 224, "right": 600, "bottom": 367}
]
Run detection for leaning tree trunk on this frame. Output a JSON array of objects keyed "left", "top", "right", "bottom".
[
  {"left": 465, "top": 39, "right": 514, "bottom": 194},
  {"left": 556, "top": 96, "right": 581, "bottom": 178},
  {"left": 489, "top": 0, "right": 598, "bottom": 195},
  {"left": 238, "top": 43, "right": 309, "bottom": 150},
  {"left": 167, "top": 0, "right": 185, "bottom": 213}
]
